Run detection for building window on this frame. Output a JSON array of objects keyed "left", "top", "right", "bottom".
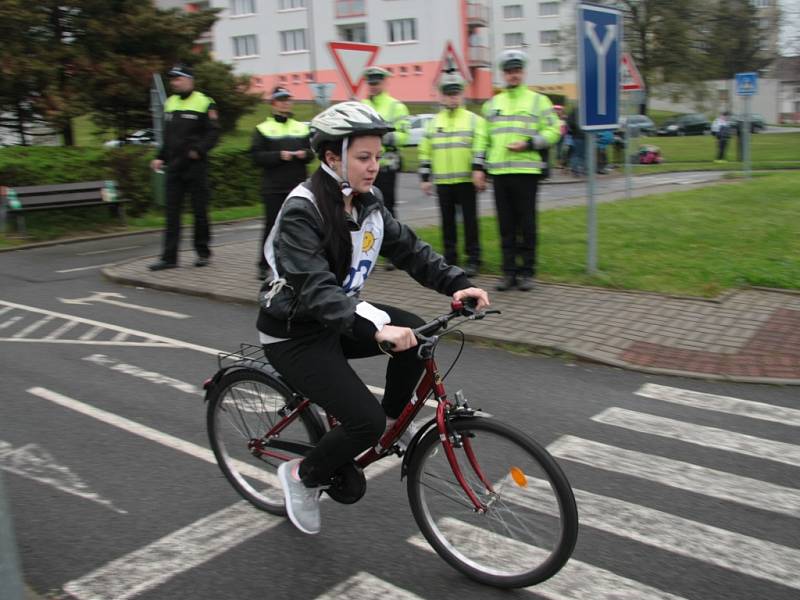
[
  {"left": 279, "top": 0, "right": 305, "bottom": 9},
  {"left": 539, "top": 2, "right": 559, "bottom": 17},
  {"left": 232, "top": 34, "right": 258, "bottom": 57},
  {"left": 541, "top": 58, "right": 560, "bottom": 73},
  {"left": 280, "top": 29, "right": 307, "bottom": 52},
  {"left": 503, "top": 5, "right": 523, "bottom": 19},
  {"left": 504, "top": 32, "right": 525, "bottom": 47},
  {"left": 414, "top": 64, "right": 422, "bottom": 75},
  {"left": 540, "top": 30, "right": 559, "bottom": 45},
  {"left": 752, "top": 0, "right": 770, "bottom": 8},
  {"left": 230, "top": 0, "right": 255, "bottom": 15},
  {"left": 335, "top": 0, "right": 365, "bottom": 17},
  {"left": 338, "top": 23, "right": 367, "bottom": 42},
  {"left": 387, "top": 18, "right": 417, "bottom": 43},
  {"left": 399, "top": 65, "right": 408, "bottom": 76}
]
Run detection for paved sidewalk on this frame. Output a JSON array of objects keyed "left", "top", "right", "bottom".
[{"left": 104, "top": 242, "right": 800, "bottom": 385}]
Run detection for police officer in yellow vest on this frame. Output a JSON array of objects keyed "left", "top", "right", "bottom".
[
  {"left": 362, "top": 66, "right": 410, "bottom": 220},
  {"left": 418, "top": 70, "right": 487, "bottom": 277},
  {"left": 474, "top": 50, "right": 560, "bottom": 291},
  {"left": 149, "top": 64, "right": 220, "bottom": 271},
  {"left": 250, "top": 86, "right": 312, "bottom": 280}
]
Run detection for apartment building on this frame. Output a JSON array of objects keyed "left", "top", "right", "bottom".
[{"left": 202, "top": 0, "right": 576, "bottom": 102}]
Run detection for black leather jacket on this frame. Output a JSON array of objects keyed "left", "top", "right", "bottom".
[{"left": 256, "top": 183, "right": 471, "bottom": 340}]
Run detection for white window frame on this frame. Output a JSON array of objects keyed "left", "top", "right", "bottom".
[
  {"left": 387, "top": 18, "right": 417, "bottom": 43},
  {"left": 504, "top": 32, "right": 525, "bottom": 48},
  {"left": 230, "top": 0, "right": 255, "bottom": 17},
  {"left": 278, "top": 0, "right": 306, "bottom": 11},
  {"left": 503, "top": 4, "right": 523, "bottom": 20},
  {"left": 541, "top": 58, "right": 560, "bottom": 73},
  {"left": 232, "top": 34, "right": 258, "bottom": 58},
  {"left": 539, "top": 29, "right": 559, "bottom": 45},
  {"left": 280, "top": 28, "right": 308, "bottom": 53},
  {"left": 538, "top": 2, "right": 560, "bottom": 17}
]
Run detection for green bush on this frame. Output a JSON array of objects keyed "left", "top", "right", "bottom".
[{"left": 0, "top": 145, "right": 261, "bottom": 217}]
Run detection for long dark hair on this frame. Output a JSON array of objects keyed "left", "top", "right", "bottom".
[{"left": 309, "top": 140, "right": 353, "bottom": 283}]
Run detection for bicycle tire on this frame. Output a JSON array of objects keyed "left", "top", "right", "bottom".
[
  {"left": 406, "top": 417, "right": 578, "bottom": 589},
  {"left": 206, "top": 368, "right": 322, "bottom": 515}
]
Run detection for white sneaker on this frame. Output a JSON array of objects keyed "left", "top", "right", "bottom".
[{"left": 277, "top": 459, "right": 321, "bottom": 535}]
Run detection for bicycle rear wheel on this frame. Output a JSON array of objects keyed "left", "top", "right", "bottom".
[
  {"left": 406, "top": 417, "right": 578, "bottom": 588},
  {"left": 206, "top": 368, "right": 322, "bottom": 515}
]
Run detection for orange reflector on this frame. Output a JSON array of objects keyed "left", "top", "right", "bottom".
[{"left": 510, "top": 467, "right": 528, "bottom": 487}]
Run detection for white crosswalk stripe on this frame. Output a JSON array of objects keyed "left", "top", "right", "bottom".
[
  {"left": 313, "top": 572, "right": 425, "bottom": 600},
  {"left": 593, "top": 406, "right": 800, "bottom": 467},
  {"left": 635, "top": 383, "right": 800, "bottom": 426}
]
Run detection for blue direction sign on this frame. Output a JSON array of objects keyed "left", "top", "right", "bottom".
[
  {"left": 735, "top": 72, "right": 758, "bottom": 96},
  {"left": 577, "top": 3, "right": 622, "bottom": 130}
]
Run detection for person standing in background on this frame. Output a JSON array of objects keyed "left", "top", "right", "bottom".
[
  {"left": 711, "top": 110, "right": 732, "bottom": 163},
  {"left": 418, "top": 70, "right": 486, "bottom": 277},
  {"left": 149, "top": 64, "right": 219, "bottom": 271},
  {"left": 251, "top": 87, "right": 312, "bottom": 280},
  {"left": 474, "top": 50, "right": 560, "bottom": 291}
]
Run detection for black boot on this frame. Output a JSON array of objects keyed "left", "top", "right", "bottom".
[{"left": 495, "top": 275, "right": 516, "bottom": 291}]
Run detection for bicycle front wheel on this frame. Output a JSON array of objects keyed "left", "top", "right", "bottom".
[
  {"left": 407, "top": 417, "right": 578, "bottom": 589},
  {"left": 206, "top": 368, "right": 321, "bottom": 515}
]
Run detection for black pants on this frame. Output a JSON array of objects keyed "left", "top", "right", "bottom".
[
  {"left": 262, "top": 304, "right": 425, "bottom": 487},
  {"left": 258, "top": 190, "right": 290, "bottom": 269},
  {"left": 717, "top": 137, "right": 728, "bottom": 160},
  {"left": 162, "top": 163, "right": 211, "bottom": 263},
  {"left": 437, "top": 182, "right": 480, "bottom": 267},
  {"left": 375, "top": 168, "right": 397, "bottom": 217},
  {"left": 493, "top": 174, "right": 540, "bottom": 277}
]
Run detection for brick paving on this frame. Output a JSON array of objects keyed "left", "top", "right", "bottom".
[{"left": 104, "top": 240, "right": 800, "bottom": 384}]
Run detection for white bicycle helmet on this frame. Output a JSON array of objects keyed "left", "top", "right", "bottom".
[
  {"left": 497, "top": 49, "right": 528, "bottom": 71},
  {"left": 310, "top": 101, "right": 394, "bottom": 196}
]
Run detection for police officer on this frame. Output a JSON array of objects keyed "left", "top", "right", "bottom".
[
  {"left": 418, "top": 70, "right": 486, "bottom": 277},
  {"left": 474, "top": 50, "right": 560, "bottom": 291},
  {"left": 361, "top": 66, "right": 410, "bottom": 220},
  {"left": 149, "top": 64, "right": 219, "bottom": 271},
  {"left": 250, "top": 86, "right": 312, "bottom": 280}
]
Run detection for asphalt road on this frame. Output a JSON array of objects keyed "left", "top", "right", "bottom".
[{"left": 1, "top": 176, "right": 797, "bottom": 599}]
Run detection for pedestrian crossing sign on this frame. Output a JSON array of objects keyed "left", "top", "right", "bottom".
[{"left": 735, "top": 72, "right": 758, "bottom": 96}]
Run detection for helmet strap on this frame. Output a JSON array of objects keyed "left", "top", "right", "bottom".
[{"left": 320, "top": 137, "right": 353, "bottom": 197}]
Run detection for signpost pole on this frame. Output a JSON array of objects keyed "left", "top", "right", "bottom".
[
  {"left": 744, "top": 94, "right": 752, "bottom": 179},
  {"left": 587, "top": 133, "right": 598, "bottom": 274}
]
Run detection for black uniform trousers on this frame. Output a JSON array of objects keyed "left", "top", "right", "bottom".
[
  {"left": 162, "top": 162, "right": 211, "bottom": 264},
  {"left": 493, "top": 173, "right": 540, "bottom": 278},
  {"left": 437, "top": 182, "right": 480, "bottom": 268},
  {"left": 258, "top": 190, "right": 290, "bottom": 269},
  {"left": 262, "top": 304, "right": 425, "bottom": 487},
  {"left": 716, "top": 135, "right": 729, "bottom": 160},
  {"left": 375, "top": 168, "right": 398, "bottom": 217}
]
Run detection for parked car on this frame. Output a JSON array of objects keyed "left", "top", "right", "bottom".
[
  {"left": 617, "top": 114, "right": 656, "bottom": 136},
  {"left": 656, "top": 113, "right": 711, "bottom": 136},
  {"left": 103, "top": 128, "right": 157, "bottom": 148},
  {"left": 730, "top": 113, "right": 766, "bottom": 133},
  {"left": 406, "top": 113, "right": 435, "bottom": 146}
]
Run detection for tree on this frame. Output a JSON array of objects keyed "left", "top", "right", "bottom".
[
  {"left": 192, "top": 59, "right": 262, "bottom": 134},
  {"left": 701, "top": 0, "right": 772, "bottom": 81}
]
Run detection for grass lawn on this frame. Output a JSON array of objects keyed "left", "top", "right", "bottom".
[{"left": 416, "top": 171, "right": 800, "bottom": 298}]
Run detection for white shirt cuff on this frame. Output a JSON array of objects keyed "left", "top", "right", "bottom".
[{"left": 355, "top": 301, "right": 391, "bottom": 332}]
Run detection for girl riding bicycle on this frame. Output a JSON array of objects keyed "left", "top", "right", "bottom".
[{"left": 257, "top": 101, "right": 490, "bottom": 534}]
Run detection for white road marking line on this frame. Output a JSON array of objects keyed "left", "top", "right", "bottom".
[
  {"left": 59, "top": 291, "right": 191, "bottom": 319},
  {"left": 0, "top": 306, "right": 12, "bottom": 316},
  {"left": 0, "top": 316, "right": 23, "bottom": 330},
  {"left": 0, "top": 440, "right": 126, "bottom": 515},
  {"left": 408, "top": 519, "right": 688, "bottom": 600},
  {"left": 313, "top": 572, "right": 424, "bottom": 600},
  {"left": 55, "top": 262, "right": 117, "bottom": 274},
  {"left": 593, "top": 407, "right": 800, "bottom": 467},
  {"left": 77, "top": 245, "right": 141, "bottom": 256},
  {"left": 63, "top": 500, "right": 283, "bottom": 600},
  {"left": 11, "top": 315, "right": 54, "bottom": 338},
  {"left": 43, "top": 320, "right": 78, "bottom": 340},
  {"left": 79, "top": 326, "right": 103, "bottom": 341},
  {"left": 31, "top": 386, "right": 403, "bottom": 599},
  {"left": 82, "top": 354, "right": 201, "bottom": 396},
  {"left": 506, "top": 475, "right": 800, "bottom": 589},
  {"left": 0, "top": 339, "right": 186, "bottom": 347},
  {"left": 110, "top": 332, "right": 128, "bottom": 342},
  {"left": 548, "top": 436, "right": 800, "bottom": 518},
  {"left": 0, "top": 300, "right": 205, "bottom": 352},
  {"left": 635, "top": 383, "right": 800, "bottom": 427}
]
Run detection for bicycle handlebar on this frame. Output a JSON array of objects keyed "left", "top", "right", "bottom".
[{"left": 378, "top": 299, "right": 501, "bottom": 353}]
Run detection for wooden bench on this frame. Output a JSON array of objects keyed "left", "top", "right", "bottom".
[{"left": 0, "top": 180, "right": 130, "bottom": 235}]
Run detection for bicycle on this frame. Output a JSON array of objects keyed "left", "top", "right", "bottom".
[{"left": 204, "top": 300, "right": 578, "bottom": 589}]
